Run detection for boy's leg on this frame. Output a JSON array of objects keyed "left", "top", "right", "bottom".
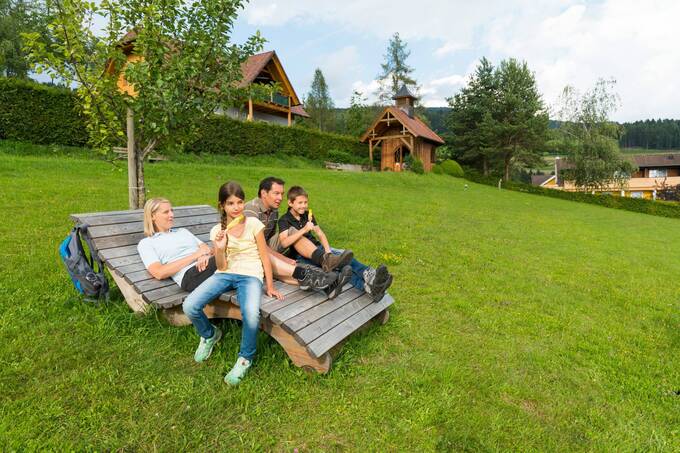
[
  {"left": 330, "top": 247, "right": 369, "bottom": 290},
  {"left": 286, "top": 228, "right": 353, "bottom": 272}
]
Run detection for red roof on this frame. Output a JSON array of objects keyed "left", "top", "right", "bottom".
[
  {"left": 361, "top": 107, "right": 445, "bottom": 145},
  {"left": 238, "top": 51, "right": 275, "bottom": 87},
  {"left": 291, "top": 104, "right": 310, "bottom": 118}
]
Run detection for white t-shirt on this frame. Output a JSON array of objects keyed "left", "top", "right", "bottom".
[
  {"left": 137, "top": 228, "right": 203, "bottom": 286},
  {"left": 209, "top": 217, "right": 265, "bottom": 281}
]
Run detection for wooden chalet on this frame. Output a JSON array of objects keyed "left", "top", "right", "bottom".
[
  {"left": 360, "top": 85, "right": 444, "bottom": 172},
  {"left": 109, "top": 30, "right": 308, "bottom": 126}
]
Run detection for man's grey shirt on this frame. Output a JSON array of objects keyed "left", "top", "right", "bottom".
[{"left": 244, "top": 197, "right": 278, "bottom": 242}]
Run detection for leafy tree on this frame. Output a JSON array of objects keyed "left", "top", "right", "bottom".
[
  {"left": 492, "top": 59, "right": 549, "bottom": 181},
  {"left": 304, "top": 68, "right": 334, "bottom": 131},
  {"left": 375, "top": 32, "right": 418, "bottom": 105},
  {"left": 447, "top": 58, "right": 548, "bottom": 180},
  {"left": 23, "top": 0, "right": 265, "bottom": 208},
  {"left": 555, "top": 79, "right": 634, "bottom": 191},
  {"left": 343, "top": 90, "right": 375, "bottom": 137},
  {"left": 0, "top": 0, "right": 49, "bottom": 78},
  {"left": 447, "top": 58, "right": 498, "bottom": 176}
]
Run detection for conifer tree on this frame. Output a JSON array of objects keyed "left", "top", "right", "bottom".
[
  {"left": 375, "top": 32, "right": 418, "bottom": 105},
  {"left": 304, "top": 68, "right": 334, "bottom": 131}
]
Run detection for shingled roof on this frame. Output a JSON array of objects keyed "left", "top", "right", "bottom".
[
  {"left": 360, "top": 106, "right": 445, "bottom": 145},
  {"left": 629, "top": 153, "right": 680, "bottom": 168}
]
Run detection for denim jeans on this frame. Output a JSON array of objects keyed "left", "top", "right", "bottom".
[
  {"left": 298, "top": 246, "right": 369, "bottom": 290},
  {"left": 182, "top": 272, "right": 263, "bottom": 361}
]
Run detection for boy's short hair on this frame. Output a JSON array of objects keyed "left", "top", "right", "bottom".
[{"left": 287, "top": 186, "right": 308, "bottom": 202}]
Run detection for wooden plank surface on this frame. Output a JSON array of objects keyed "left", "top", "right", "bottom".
[
  {"left": 71, "top": 205, "right": 217, "bottom": 227},
  {"left": 88, "top": 213, "right": 218, "bottom": 238},
  {"left": 70, "top": 205, "right": 211, "bottom": 224},
  {"left": 142, "top": 284, "right": 185, "bottom": 303},
  {"left": 306, "top": 294, "right": 394, "bottom": 358},
  {"left": 259, "top": 289, "right": 314, "bottom": 318},
  {"left": 99, "top": 232, "right": 210, "bottom": 261},
  {"left": 134, "top": 277, "right": 176, "bottom": 293},
  {"left": 270, "top": 283, "right": 353, "bottom": 326},
  {"left": 294, "top": 289, "right": 373, "bottom": 344},
  {"left": 283, "top": 286, "right": 360, "bottom": 334}
]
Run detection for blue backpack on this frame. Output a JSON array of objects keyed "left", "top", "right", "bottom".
[{"left": 59, "top": 224, "right": 109, "bottom": 302}]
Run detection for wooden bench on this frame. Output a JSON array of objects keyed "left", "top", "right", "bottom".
[{"left": 70, "top": 205, "right": 394, "bottom": 373}]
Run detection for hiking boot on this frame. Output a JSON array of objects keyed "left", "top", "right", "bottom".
[
  {"left": 224, "top": 356, "right": 252, "bottom": 386},
  {"left": 363, "top": 264, "right": 389, "bottom": 288},
  {"left": 298, "top": 264, "right": 338, "bottom": 291},
  {"left": 365, "top": 273, "right": 393, "bottom": 303},
  {"left": 325, "top": 265, "right": 352, "bottom": 300},
  {"left": 194, "top": 325, "right": 222, "bottom": 363},
  {"left": 321, "top": 250, "right": 353, "bottom": 273}
]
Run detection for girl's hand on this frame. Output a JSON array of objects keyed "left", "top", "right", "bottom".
[
  {"left": 267, "top": 287, "right": 284, "bottom": 300},
  {"left": 214, "top": 229, "right": 227, "bottom": 250}
]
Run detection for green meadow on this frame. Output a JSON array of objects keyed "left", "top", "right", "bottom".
[{"left": 0, "top": 145, "right": 678, "bottom": 451}]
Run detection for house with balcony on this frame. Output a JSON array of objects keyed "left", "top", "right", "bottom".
[
  {"left": 534, "top": 153, "right": 680, "bottom": 200},
  {"left": 111, "top": 30, "right": 308, "bottom": 126}
]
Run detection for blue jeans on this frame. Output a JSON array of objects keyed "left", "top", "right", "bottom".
[
  {"left": 298, "top": 246, "right": 369, "bottom": 291},
  {"left": 182, "top": 272, "right": 263, "bottom": 361}
]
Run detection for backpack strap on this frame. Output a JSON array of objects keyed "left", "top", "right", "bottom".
[{"left": 76, "top": 224, "right": 105, "bottom": 274}]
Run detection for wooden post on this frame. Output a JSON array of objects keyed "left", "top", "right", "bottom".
[
  {"left": 287, "top": 96, "right": 292, "bottom": 127},
  {"left": 247, "top": 97, "right": 253, "bottom": 121},
  {"left": 369, "top": 140, "right": 373, "bottom": 171},
  {"left": 126, "top": 107, "right": 138, "bottom": 210}
]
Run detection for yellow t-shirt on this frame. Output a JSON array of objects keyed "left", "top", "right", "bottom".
[{"left": 209, "top": 217, "right": 265, "bottom": 281}]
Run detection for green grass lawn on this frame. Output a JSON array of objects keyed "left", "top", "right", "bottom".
[{"left": 1, "top": 149, "right": 678, "bottom": 451}]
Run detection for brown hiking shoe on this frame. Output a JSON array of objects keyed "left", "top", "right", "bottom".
[{"left": 321, "top": 250, "right": 353, "bottom": 272}]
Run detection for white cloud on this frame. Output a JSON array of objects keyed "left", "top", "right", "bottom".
[
  {"left": 243, "top": 0, "right": 680, "bottom": 119},
  {"left": 430, "top": 74, "right": 466, "bottom": 87}
]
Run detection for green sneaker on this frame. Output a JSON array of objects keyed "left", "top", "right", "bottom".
[
  {"left": 193, "top": 325, "right": 222, "bottom": 363},
  {"left": 224, "top": 357, "right": 252, "bottom": 386}
]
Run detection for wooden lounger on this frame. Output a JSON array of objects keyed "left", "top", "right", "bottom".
[{"left": 70, "top": 205, "right": 394, "bottom": 373}]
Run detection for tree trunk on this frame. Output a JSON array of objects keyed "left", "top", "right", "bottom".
[
  {"left": 126, "top": 108, "right": 139, "bottom": 209},
  {"left": 482, "top": 157, "right": 489, "bottom": 176},
  {"left": 136, "top": 152, "right": 145, "bottom": 208},
  {"left": 504, "top": 154, "right": 511, "bottom": 181}
]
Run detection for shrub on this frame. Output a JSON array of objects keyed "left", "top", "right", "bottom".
[
  {"left": 441, "top": 159, "right": 465, "bottom": 177},
  {"left": 327, "top": 148, "right": 356, "bottom": 164},
  {"left": 186, "top": 116, "right": 368, "bottom": 161},
  {"left": 410, "top": 157, "right": 424, "bottom": 174},
  {"left": 0, "top": 77, "right": 88, "bottom": 147},
  {"left": 432, "top": 163, "right": 443, "bottom": 174}
]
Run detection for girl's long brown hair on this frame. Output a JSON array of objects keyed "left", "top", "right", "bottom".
[{"left": 217, "top": 181, "right": 246, "bottom": 229}]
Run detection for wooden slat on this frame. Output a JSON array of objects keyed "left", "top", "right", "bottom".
[
  {"left": 306, "top": 294, "right": 394, "bottom": 358},
  {"left": 259, "top": 289, "right": 316, "bottom": 318},
  {"left": 134, "top": 277, "right": 176, "bottom": 293},
  {"left": 151, "top": 292, "right": 188, "bottom": 309},
  {"left": 142, "top": 284, "right": 185, "bottom": 303},
  {"left": 70, "top": 205, "right": 210, "bottom": 223},
  {"left": 270, "top": 283, "right": 352, "bottom": 326},
  {"left": 115, "top": 261, "right": 148, "bottom": 275},
  {"left": 74, "top": 206, "right": 215, "bottom": 227},
  {"left": 93, "top": 223, "right": 214, "bottom": 250},
  {"left": 88, "top": 213, "right": 218, "bottom": 239},
  {"left": 294, "top": 290, "right": 373, "bottom": 344},
  {"left": 125, "top": 268, "right": 154, "bottom": 284},
  {"left": 283, "top": 286, "right": 360, "bottom": 334},
  {"left": 107, "top": 254, "right": 142, "bottom": 269}
]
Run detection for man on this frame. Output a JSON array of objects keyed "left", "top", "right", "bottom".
[{"left": 244, "top": 176, "right": 348, "bottom": 295}]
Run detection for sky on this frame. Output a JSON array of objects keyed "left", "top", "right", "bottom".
[{"left": 229, "top": 0, "right": 680, "bottom": 122}]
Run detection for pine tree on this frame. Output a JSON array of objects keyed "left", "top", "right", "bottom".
[
  {"left": 375, "top": 32, "right": 418, "bottom": 105},
  {"left": 304, "top": 68, "right": 334, "bottom": 131}
]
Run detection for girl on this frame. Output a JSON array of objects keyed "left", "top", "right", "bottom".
[{"left": 182, "top": 181, "right": 283, "bottom": 386}]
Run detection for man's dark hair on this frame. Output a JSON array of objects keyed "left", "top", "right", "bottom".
[
  {"left": 258, "top": 176, "right": 285, "bottom": 198},
  {"left": 287, "top": 185, "right": 308, "bottom": 202}
]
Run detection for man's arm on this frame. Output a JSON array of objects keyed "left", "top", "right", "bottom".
[{"left": 278, "top": 222, "right": 314, "bottom": 249}]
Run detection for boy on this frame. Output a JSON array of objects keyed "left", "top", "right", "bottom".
[{"left": 278, "top": 186, "right": 393, "bottom": 302}]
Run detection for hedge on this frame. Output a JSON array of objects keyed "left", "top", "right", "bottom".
[
  {"left": 0, "top": 77, "right": 369, "bottom": 161},
  {"left": 465, "top": 171, "right": 680, "bottom": 220},
  {"left": 0, "top": 77, "right": 88, "bottom": 147},
  {"left": 440, "top": 159, "right": 464, "bottom": 177},
  {"left": 186, "top": 116, "right": 368, "bottom": 162}
]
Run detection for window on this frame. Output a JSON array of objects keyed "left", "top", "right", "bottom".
[
  {"left": 649, "top": 168, "right": 668, "bottom": 178},
  {"left": 631, "top": 191, "right": 644, "bottom": 198}
]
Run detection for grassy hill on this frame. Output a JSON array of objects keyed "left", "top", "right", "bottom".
[{"left": 0, "top": 149, "right": 678, "bottom": 450}]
